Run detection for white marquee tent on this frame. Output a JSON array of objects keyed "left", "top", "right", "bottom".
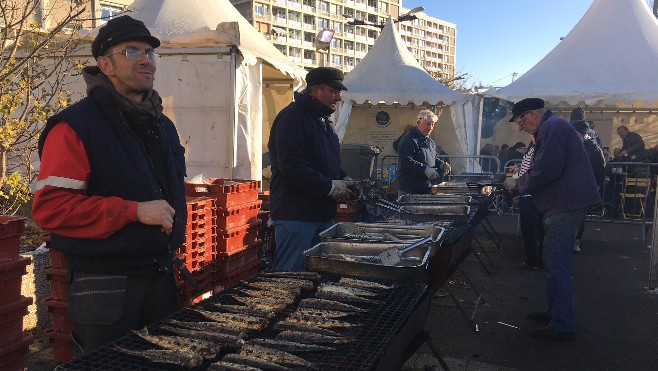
[{"left": 75, "top": 0, "right": 306, "bottom": 180}]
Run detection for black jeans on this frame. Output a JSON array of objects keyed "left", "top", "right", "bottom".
[{"left": 519, "top": 196, "right": 545, "bottom": 267}]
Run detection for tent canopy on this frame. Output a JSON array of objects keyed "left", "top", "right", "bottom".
[{"left": 490, "top": 0, "right": 658, "bottom": 106}]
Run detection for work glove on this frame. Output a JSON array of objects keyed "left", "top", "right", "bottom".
[
  {"left": 328, "top": 180, "right": 355, "bottom": 202},
  {"left": 440, "top": 162, "right": 451, "bottom": 174},
  {"left": 424, "top": 166, "right": 440, "bottom": 181},
  {"left": 345, "top": 181, "right": 363, "bottom": 201}
]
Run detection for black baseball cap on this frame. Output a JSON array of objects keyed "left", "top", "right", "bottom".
[
  {"left": 509, "top": 98, "right": 545, "bottom": 122},
  {"left": 306, "top": 67, "right": 348, "bottom": 91},
  {"left": 92, "top": 15, "right": 160, "bottom": 59}
]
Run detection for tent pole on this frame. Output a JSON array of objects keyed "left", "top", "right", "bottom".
[{"left": 229, "top": 46, "right": 238, "bottom": 178}]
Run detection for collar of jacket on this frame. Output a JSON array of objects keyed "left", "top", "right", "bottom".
[{"left": 296, "top": 92, "right": 335, "bottom": 118}]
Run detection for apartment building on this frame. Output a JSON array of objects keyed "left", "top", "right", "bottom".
[{"left": 230, "top": 0, "right": 456, "bottom": 78}]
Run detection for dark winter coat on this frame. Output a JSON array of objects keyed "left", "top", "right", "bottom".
[{"left": 397, "top": 126, "right": 446, "bottom": 194}]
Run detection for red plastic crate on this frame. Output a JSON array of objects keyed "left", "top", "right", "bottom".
[
  {"left": 214, "top": 220, "right": 262, "bottom": 255},
  {"left": 0, "top": 296, "right": 32, "bottom": 348},
  {"left": 44, "top": 266, "right": 69, "bottom": 302},
  {"left": 214, "top": 260, "right": 260, "bottom": 292},
  {"left": 0, "top": 215, "right": 26, "bottom": 262},
  {"left": 185, "top": 178, "right": 260, "bottom": 208},
  {"left": 334, "top": 212, "right": 361, "bottom": 222},
  {"left": 0, "top": 257, "right": 31, "bottom": 303},
  {"left": 48, "top": 248, "right": 68, "bottom": 270},
  {"left": 215, "top": 241, "right": 261, "bottom": 278},
  {"left": 44, "top": 328, "right": 74, "bottom": 363},
  {"left": 0, "top": 335, "right": 33, "bottom": 371},
  {"left": 216, "top": 200, "right": 262, "bottom": 230},
  {"left": 186, "top": 197, "right": 216, "bottom": 229},
  {"left": 45, "top": 298, "right": 73, "bottom": 334},
  {"left": 336, "top": 200, "right": 362, "bottom": 214}
]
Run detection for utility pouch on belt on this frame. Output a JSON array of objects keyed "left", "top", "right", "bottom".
[{"left": 68, "top": 273, "right": 127, "bottom": 325}]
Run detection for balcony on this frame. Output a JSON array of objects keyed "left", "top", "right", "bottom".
[{"left": 288, "top": 20, "right": 302, "bottom": 27}]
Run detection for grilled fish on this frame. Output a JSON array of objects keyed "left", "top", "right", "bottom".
[
  {"left": 272, "top": 321, "right": 343, "bottom": 336},
  {"left": 230, "top": 295, "right": 290, "bottom": 313},
  {"left": 192, "top": 309, "right": 270, "bottom": 331},
  {"left": 338, "top": 277, "right": 395, "bottom": 290},
  {"left": 159, "top": 324, "right": 245, "bottom": 349},
  {"left": 207, "top": 361, "right": 263, "bottom": 371},
  {"left": 315, "top": 287, "right": 382, "bottom": 305},
  {"left": 283, "top": 314, "right": 360, "bottom": 329},
  {"left": 222, "top": 354, "right": 290, "bottom": 371},
  {"left": 255, "top": 277, "right": 315, "bottom": 290},
  {"left": 277, "top": 330, "right": 356, "bottom": 345},
  {"left": 248, "top": 338, "right": 335, "bottom": 352},
  {"left": 167, "top": 319, "right": 248, "bottom": 338},
  {"left": 245, "top": 281, "right": 302, "bottom": 296},
  {"left": 240, "top": 344, "right": 317, "bottom": 369},
  {"left": 294, "top": 307, "right": 352, "bottom": 318},
  {"left": 209, "top": 302, "right": 276, "bottom": 319},
  {"left": 298, "top": 298, "right": 369, "bottom": 313},
  {"left": 259, "top": 270, "right": 321, "bottom": 281},
  {"left": 132, "top": 327, "right": 220, "bottom": 360},
  {"left": 235, "top": 288, "right": 296, "bottom": 305},
  {"left": 317, "top": 283, "right": 379, "bottom": 297},
  {"left": 113, "top": 346, "right": 203, "bottom": 369}
]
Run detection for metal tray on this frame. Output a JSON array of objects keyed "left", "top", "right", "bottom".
[
  {"left": 304, "top": 241, "right": 436, "bottom": 283},
  {"left": 396, "top": 194, "right": 472, "bottom": 205},
  {"left": 399, "top": 204, "right": 470, "bottom": 215},
  {"left": 319, "top": 222, "right": 445, "bottom": 243}
]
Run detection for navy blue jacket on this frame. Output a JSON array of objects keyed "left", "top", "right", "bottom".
[
  {"left": 38, "top": 88, "right": 187, "bottom": 274},
  {"left": 268, "top": 92, "right": 346, "bottom": 222},
  {"left": 517, "top": 111, "right": 601, "bottom": 217},
  {"left": 397, "top": 126, "right": 445, "bottom": 194}
]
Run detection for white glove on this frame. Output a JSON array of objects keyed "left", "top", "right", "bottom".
[
  {"left": 424, "top": 166, "right": 440, "bottom": 181},
  {"left": 328, "top": 180, "right": 353, "bottom": 201},
  {"left": 440, "top": 162, "right": 451, "bottom": 174}
]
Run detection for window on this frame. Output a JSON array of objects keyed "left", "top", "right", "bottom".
[{"left": 317, "top": 17, "right": 329, "bottom": 29}]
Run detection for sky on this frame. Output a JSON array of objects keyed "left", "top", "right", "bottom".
[{"left": 401, "top": 0, "right": 595, "bottom": 89}]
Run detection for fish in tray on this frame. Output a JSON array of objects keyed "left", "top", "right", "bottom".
[
  {"left": 235, "top": 288, "right": 296, "bottom": 305},
  {"left": 315, "top": 284, "right": 383, "bottom": 304},
  {"left": 192, "top": 309, "right": 270, "bottom": 331},
  {"left": 320, "top": 283, "right": 379, "bottom": 297},
  {"left": 320, "top": 252, "right": 421, "bottom": 265},
  {"left": 166, "top": 319, "right": 248, "bottom": 338},
  {"left": 220, "top": 354, "right": 291, "bottom": 371},
  {"left": 208, "top": 302, "right": 276, "bottom": 319},
  {"left": 159, "top": 324, "right": 245, "bottom": 349},
  {"left": 207, "top": 360, "right": 263, "bottom": 371},
  {"left": 254, "top": 276, "right": 315, "bottom": 290},
  {"left": 298, "top": 298, "right": 369, "bottom": 313},
  {"left": 245, "top": 281, "right": 302, "bottom": 296},
  {"left": 131, "top": 327, "right": 221, "bottom": 360},
  {"left": 112, "top": 346, "right": 203, "bottom": 369},
  {"left": 282, "top": 313, "right": 361, "bottom": 329},
  {"left": 293, "top": 307, "right": 352, "bottom": 318},
  {"left": 240, "top": 344, "right": 318, "bottom": 370},
  {"left": 247, "top": 338, "right": 335, "bottom": 352},
  {"left": 277, "top": 330, "right": 356, "bottom": 345},
  {"left": 230, "top": 294, "right": 290, "bottom": 313},
  {"left": 272, "top": 321, "right": 344, "bottom": 336},
  {"left": 259, "top": 270, "right": 322, "bottom": 282},
  {"left": 338, "top": 277, "right": 396, "bottom": 290}
]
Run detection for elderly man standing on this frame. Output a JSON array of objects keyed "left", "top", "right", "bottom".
[
  {"left": 397, "top": 109, "right": 451, "bottom": 196},
  {"left": 512, "top": 98, "right": 600, "bottom": 341},
  {"left": 616, "top": 125, "right": 647, "bottom": 162},
  {"left": 268, "top": 67, "right": 358, "bottom": 271}
]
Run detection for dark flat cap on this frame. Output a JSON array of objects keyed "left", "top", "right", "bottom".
[
  {"left": 509, "top": 98, "right": 545, "bottom": 122},
  {"left": 306, "top": 67, "right": 348, "bottom": 91},
  {"left": 569, "top": 107, "right": 585, "bottom": 122},
  {"left": 92, "top": 15, "right": 160, "bottom": 59}
]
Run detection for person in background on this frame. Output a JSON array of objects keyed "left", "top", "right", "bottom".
[
  {"left": 617, "top": 125, "right": 647, "bottom": 162},
  {"left": 32, "top": 16, "right": 187, "bottom": 353},
  {"left": 393, "top": 124, "right": 414, "bottom": 153},
  {"left": 498, "top": 143, "right": 510, "bottom": 172},
  {"left": 571, "top": 120, "right": 606, "bottom": 253},
  {"left": 507, "top": 141, "right": 527, "bottom": 163},
  {"left": 397, "top": 109, "right": 451, "bottom": 196},
  {"left": 268, "top": 67, "right": 359, "bottom": 271},
  {"left": 479, "top": 143, "right": 498, "bottom": 173},
  {"left": 512, "top": 97, "right": 600, "bottom": 341},
  {"left": 570, "top": 107, "right": 601, "bottom": 146}
]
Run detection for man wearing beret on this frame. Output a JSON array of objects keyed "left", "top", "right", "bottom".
[
  {"left": 511, "top": 97, "right": 600, "bottom": 341},
  {"left": 268, "top": 67, "right": 358, "bottom": 271},
  {"left": 32, "top": 16, "right": 186, "bottom": 353}
]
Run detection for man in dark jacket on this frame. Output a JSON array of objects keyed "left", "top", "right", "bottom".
[
  {"left": 268, "top": 67, "right": 358, "bottom": 271},
  {"left": 513, "top": 98, "right": 600, "bottom": 341},
  {"left": 397, "top": 109, "right": 451, "bottom": 195},
  {"left": 617, "top": 125, "right": 647, "bottom": 162},
  {"left": 32, "top": 16, "right": 186, "bottom": 353}
]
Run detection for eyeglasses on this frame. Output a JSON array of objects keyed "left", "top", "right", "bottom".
[
  {"left": 324, "top": 86, "right": 343, "bottom": 97},
  {"left": 514, "top": 110, "right": 530, "bottom": 124},
  {"left": 104, "top": 49, "right": 159, "bottom": 62}
]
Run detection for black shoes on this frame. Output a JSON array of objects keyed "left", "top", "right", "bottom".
[
  {"left": 530, "top": 326, "right": 575, "bottom": 341},
  {"left": 527, "top": 311, "right": 552, "bottom": 322}
]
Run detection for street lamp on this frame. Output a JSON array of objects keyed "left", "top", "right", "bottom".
[{"left": 345, "top": 6, "right": 426, "bottom": 28}]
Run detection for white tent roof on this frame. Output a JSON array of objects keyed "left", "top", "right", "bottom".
[
  {"left": 491, "top": 0, "right": 658, "bottom": 106},
  {"left": 121, "top": 0, "right": 306, "bottom": 81},
  {"left": 342, "top": 17, "right": 462, "bottom": 105}
]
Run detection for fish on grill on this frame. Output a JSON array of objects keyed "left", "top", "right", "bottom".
[
  {"left": 259, "top": 270, "right": 321, "bottom": 281},
  {"left": 298, "top": 298, "right": 369, "bottom": 313},
  {"left": 235, "top": 288, "right": 296, "bottom": 305},
  {"left": 248, "top": 338, "right": 335, "bottom": 352},
  {"left": 283, "top": 313, "right": 361, "bottom": 329},
  {"left": 315, "top": 285, "right": 382, "bottom": 305},
  {"left": 222, "top": 354, "right": 290, "bottom": 371},
  {"left": 209, "top": 302, "right": 276, "bottom": 319},
  {"left": 272, "top": 321, "right": 343, "bottom": 336},
  {"left": 338, "top": 277, "right": 395, "bottom": 290},
  {"left": 254, "top": 276, "right": 315, "bottom": 290},
  {"left": 159, "top": 324, "right": 245, "bottom": 349},
  {"left": 230, "top": 295, "right": 289, "bottom": 313},
  {"left": 167, "top": 319, "right": 248, "bottom": 338},
  {"left": 131, "top": 327, "right": 221, "bottom": 360},
  {"left": 245, "top": 281, "right": 302, "bottom": 296},
  {"left": 240, "top": 344, "right": 318, "bottom": 369},
  {"left": 207, "top": 361, "right": 263, "bottom": 371},
  {"left": 293, "top": 307, "right": 352, "bottom": 319},
  {"left": 192, "top": 309, "right": 270, "bottom": 331},
  {"left": 277, "top": 330, "right": 356, "bottom": 345},
  {"left": 113, "top": 346, "right": 203, "bottom": 369},
  {"left": 317, "top": 283, "right": 379, "bottom": 297}
]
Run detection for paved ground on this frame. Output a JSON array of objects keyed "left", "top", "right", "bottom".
[{"left": 24, "top": 214, "right": 658, "bottom": 370}]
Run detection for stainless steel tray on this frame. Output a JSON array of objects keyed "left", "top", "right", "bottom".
[
  {"left": 304, "top": 241, "right": 435, "bottom": 283},
  {"left": 399, "top": 204, "right": 470, "bottom": 215},
  {"left": 319, "top": 222, "right": 445, "bottom": 243},
  {"left": 396, "top": 194, "right": 472, "bottom": 205}
]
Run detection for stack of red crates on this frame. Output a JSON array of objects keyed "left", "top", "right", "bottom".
[
  {"left": 42, "top": 235, "right": 74, "bottom": 364},
  {"left": 185, "top": 178, "right": 262, "bottom": 292},
  {"left": 0, "top": 215, "right": 33, "bottom": 371}
]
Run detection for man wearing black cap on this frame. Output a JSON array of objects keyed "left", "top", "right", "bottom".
[
  {"left": 510, "top": 97, "right": 600, "bottom": 341},
  {"left": 32, "top": 16, "right": 186, "bottom": 353},
  {"left": 268, "top": 67, "right": 358, "bottom": 271}
]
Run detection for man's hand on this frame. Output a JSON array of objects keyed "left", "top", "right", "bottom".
[
  {"left": 424, "top": 166, "right": 440, "bottom": 181},
  {"left": 440, "top": 162, "right": 451, "bottom": 174},
  {"left": 137, "top": 200, "right": 175, "bottom": 235}
]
